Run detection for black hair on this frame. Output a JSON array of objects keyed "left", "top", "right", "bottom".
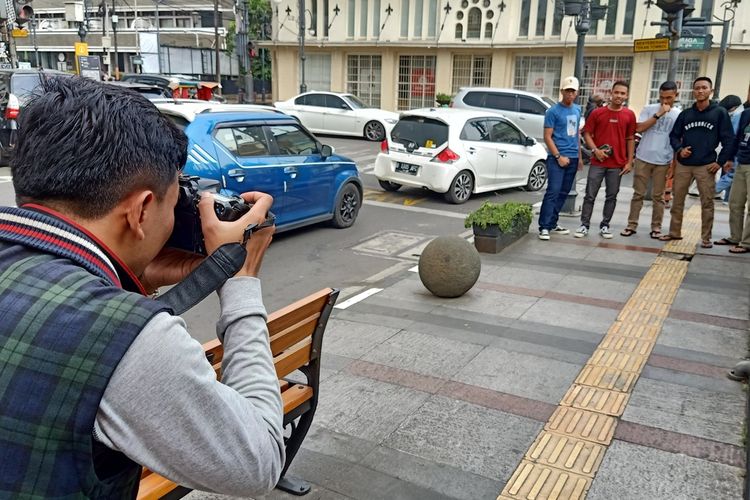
[
  {"left": 612, "top": 80, "right": 630, "bottom": 91},
  {"left": 692, "top": 76, "right": 713, "bottom": 88},
  {"left": 11, "top": 76, "right": 187, "bottom": 219},
  {"left": 659, "top": 81, "right": 678, "bottom": 92}
]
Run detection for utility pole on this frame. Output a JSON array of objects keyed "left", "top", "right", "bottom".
[
  {"left": 112, "top": 0, "right": 119, "bottom": 79},
  {"left": 245, "top": 0, "right": 253, "bottom": 102},
  {"left": 214, "top": 0, "right": 221, "bottom": 93},
  {"left": 31, "top": 14, "right": 40, "bottom": 67},
  {"left": 154, "top": 0, "right": 162, "bottom": 73},
  {"left": 667, "top": 10, "right": 683, "bottom": 82},
  {"left": 563, "top": 0, "right": 607, "bottom": 102},
  {"left": 714, "top": 0, "right": 740, "bottom": 99},
  {"left": 298, "top": 0, "right": 306, "bottom": 93}
]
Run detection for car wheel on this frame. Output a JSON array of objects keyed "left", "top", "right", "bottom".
[
  {"left": 331, "top": 183, "right": 361, "bottom": 228},
  {"left": 443, "top": 170, "right": 474, "bottom": 204},
  {"left": 378, "top": 180, "right": 402, "bottom": 192},
  {"left": 364, "top": 121, "right": 385, "bottom": 141},
  {"left": 526, "top": 161, "right": 547, "bottom": 191}
]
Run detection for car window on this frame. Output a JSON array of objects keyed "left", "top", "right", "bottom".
[
  {"left": 518, "top": 96, "right": 547, "bottom": 115},
  {"left": 325, "top": 95, "right": 348, "bottom": 109},
  {"left": 268, "top": 124, "right": 318, "bottom": 155},
  {"left": 162, "top": 113, "right": 190, "bottom": 131},
  {"left": 215, "top": 125, "right": 270, "bottom": 157},
  {"left": 460, "top": 119, "right": 489, "bottom": 142},
  {"left": 294, "top": 95, "right": 307, "bottom": 105},
  {"left": 484, "top": 93, "right": 516, "bottom": 112},
  {"left": 488, "top": 120, "right": 523, "bottom": 144},
  {"left": 345, "top": 94, "right": 367, "bottom": 109},
  {"left": 11, "top": 73, "right": 43, "bottom": 105},
  {"left": 305, "top": 94, "right": 326, "bottom": 107},
  {"left": 462, "top": 91, "right": 485, "bottom": 107},
  {"left": 390, "top": 116, "right": 448, "bottom": 148}
]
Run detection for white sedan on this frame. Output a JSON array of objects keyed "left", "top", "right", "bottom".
[
  {"left": 374, "top": 108, "right": 548, "bottom": 204},
  {"left": 275, "top": 91, "right": 399, "bottom": 141}
]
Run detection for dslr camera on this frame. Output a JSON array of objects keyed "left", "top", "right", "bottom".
[{"left": 167, "top": 175, "right": 273, "bottom": 255}]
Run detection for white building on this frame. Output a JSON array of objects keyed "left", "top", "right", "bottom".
[{"left": 269, "top": 0, "right": 750, "bottom": 111}]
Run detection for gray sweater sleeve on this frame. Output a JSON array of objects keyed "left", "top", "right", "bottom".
[{"left": 93, "top": 277, "right": 285, "bottom": 497}]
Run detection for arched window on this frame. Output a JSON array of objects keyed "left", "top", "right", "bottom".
[
  {"left": 455, "top": 23, "right": 463, "bottom": 39},
  {"left": 467, "top": 7, "right": 481, "bottom": 39},
  {"left": 485, "top": 22, "right": 492, "bottom": 38}
]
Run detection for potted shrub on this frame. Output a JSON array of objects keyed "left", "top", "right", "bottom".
[
  {"left": 464, "top": 201, "right": 533, "bottom": 253},
  {"left": 435, "top": 92, "right": 452, "bottom": 107}
]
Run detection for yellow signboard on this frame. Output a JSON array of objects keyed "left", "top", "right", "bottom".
[
  {"left": 11, "top": 29, "right": 28, "bottom": 38},
  {"left": 74, "top": 43, "right": 89, "bottom": 75},
  {"left": 633, "top": 37, "right": 670, "bottom": 53}
]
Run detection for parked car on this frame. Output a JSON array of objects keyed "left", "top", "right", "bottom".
[
  {"left": 156, "top": 103, "right": 363, "bottom": 230},
  {"left": 374, "top": 108, "right": 547, "bottom": 204},
  {"left": 451, "top": 87, "right": 558, "bottom": 141},
  {"left": 274, "top": 91, "right": 399, "bottom": 141},
  {"left": 0, "top": 69, "right": 70, "bottom": 166},
  {"left": 105, "top": 80, "right": 172, "bottom": 100}
]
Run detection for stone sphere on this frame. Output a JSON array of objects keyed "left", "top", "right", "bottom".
[{"left": 418, "top": 236, "right": 481, "bottom": 298}]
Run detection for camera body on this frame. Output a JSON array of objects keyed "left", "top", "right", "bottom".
[
  {"left": 598, "top": 144, "right": 613, "bottom": 156},
  {"left": 167, "top": 175, "right": 252, "bottom": 255}
]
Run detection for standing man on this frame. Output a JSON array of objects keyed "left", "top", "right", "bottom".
[
  {"left": 538, "top": 76, "right": 583, "bottom": 240},
  {"left": 575, "top": 81, "right": 637, "bottom": 239},
  {"left": 713, "top": 104, "right": 750, "bottom": 254},
  {"left": 662, "top": 77, "right": 734, "bottom": 247},
  {"left": 621, "top": 81, "right": 681, "bottom": 239}
]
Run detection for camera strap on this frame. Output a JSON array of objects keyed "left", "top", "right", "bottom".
[{"left": 156, "top": 242, "right": 247, "bottom": 315}]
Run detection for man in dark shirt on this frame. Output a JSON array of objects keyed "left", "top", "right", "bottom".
[
  {"left": 662, "top": 76, "right": 734, "bottom": 247},
  {"left": 715, "top": 106, "right": 750, "bottom": 254}
]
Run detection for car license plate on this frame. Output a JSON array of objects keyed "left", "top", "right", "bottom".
[{"left": 395, "top": 162, "right": 419, "bottom": 175}]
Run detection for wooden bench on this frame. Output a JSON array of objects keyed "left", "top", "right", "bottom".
[{"left": 137, "top": 287, "right": 339, "bottom": 499}]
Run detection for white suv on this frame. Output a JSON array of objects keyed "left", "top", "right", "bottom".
[
  {"left": 451, "top": 88, "right": 557, "bottom": 141},
  {"left": 374, "top": 108, "right": 547, "bottom": 204}
]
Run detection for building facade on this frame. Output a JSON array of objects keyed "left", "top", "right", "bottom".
[{"left": 269, "top": 0, "right": 750, "bottom": 112}]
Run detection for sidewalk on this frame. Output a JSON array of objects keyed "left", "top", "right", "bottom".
[{"left": 192, "top": 183, "right": 749, "bottom": 500}]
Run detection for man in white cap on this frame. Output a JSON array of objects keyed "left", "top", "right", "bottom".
[{"left": 537, "top": 76, "right": 583, "bottom": 240}]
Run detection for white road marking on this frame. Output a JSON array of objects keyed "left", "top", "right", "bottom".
[
  {"left": 363, "top": 200, "right": 468, "bottom": 219},
  {"left": 334, "top": 288, "right": 383, "bottom": 309}
]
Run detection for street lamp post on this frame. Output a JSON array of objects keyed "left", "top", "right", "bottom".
[
  {"left": 298, "top": 0, "right": 306, "bottom": 93},
  {"left": 111, "top": 8, "right": 119, "bottom": 79},
  {"left": 154, "top": 0, "right": 162, "bottom": 73},
  {"left": 714, "top": 0, "right": 741, "bottom": 99}
]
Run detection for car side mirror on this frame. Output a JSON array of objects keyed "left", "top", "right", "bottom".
[
  {"left": 341, "top": 104, "right": 349, "bottom": 110},
  {"left": 524, "top": 137, "right": 536, "bottom": 147},
  {"left": 321, "top": 144, "right": 333, "bottom": 158}
]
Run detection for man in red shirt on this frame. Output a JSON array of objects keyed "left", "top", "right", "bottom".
[{"left": 575, "top": 81, "right": 637, "bottom": 238}]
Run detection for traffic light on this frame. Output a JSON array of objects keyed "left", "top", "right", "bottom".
[
  {"left": 13, "top": 0, "right": 32, "bottom": 25},
  {"left": 656, "top": 0, "right": 688, "bottom": 14}
]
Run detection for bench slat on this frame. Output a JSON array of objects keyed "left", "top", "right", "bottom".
[
  {"left": 282, "top": 384, "right": 313, "bottom": 413},
  {"left": 274, "top": 338, "right": 312, "bottom": 379},
  {"left": 270, "top": 313, "right": 319, "bottom": 357},
  {"left": 137, "top": 472, "right": 179, "bottom": 500},
  {"left": 267, "top": 290, "right": 331, "bottom": 336}
]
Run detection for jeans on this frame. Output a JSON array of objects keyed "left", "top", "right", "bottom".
[
  {"left": 580, "top": 165, "right": 623, "bottom": 229},
  {"left": 538, "top": 156, "right": 578, "bottom": 231},
  {"left": 716, "top": 164, "right": 735, "bottom": 202}
]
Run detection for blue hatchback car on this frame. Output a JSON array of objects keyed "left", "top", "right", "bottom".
[{"left": 157, "top": 102, "right": 363, "bottom": 231}]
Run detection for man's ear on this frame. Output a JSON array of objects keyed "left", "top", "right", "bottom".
[{"left": 124, "top": 190, "right": 156, "bottom": 241}]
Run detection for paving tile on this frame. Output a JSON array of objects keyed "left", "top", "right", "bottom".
[
  {"left": 588, "top": 440, "right": 744, "bottom": 500},
  {"left": 526, "top": 431, "right": 607, "bottom": 477},
  {"left": 501, "top": 460, "right": 590, "bottom": 499},
  {"left": 688, "top": 254, "right": 750, "bottom": 279},
  {"left": 452, "top": 345, "right": 582, "bottom": 404},
  {"left": 360, "top": 444, "right": 503, "bottom": 500},
  {"left": 585, "top": 247, "right": 657, "bottom": 268},
  {"left": 518, "top": 298, "right": 618, "bottom": 334},
  {"left": 299, "top": 426, "right": 379, "bottom": 464},
  {"left": 360, "top": 329, "right": 483, "bottom": 379},
  {"left": 655, "top": 317, "right": 746, "bottom": 362},
  {"left": 322, "top": 318, "right": 401, "bottom": 359},
  {"left": 671, "top": 287, "right": 749, "bottom": 320},
  {"left": 384, "top": 395, "right": 541, "bottom": 480},
  {"left": 552, "top": 274, "right": 638, "bottom": 302},
  {"left": 439, "top": 288, "right": 540, "bottom": 321},
  {"left": 314, "top": 373, "right": 431, "bottom": 443},
  {"left": 623, "top": 377, "right": 745, "bottom": 446},
  {"left": 480, "top": 263, "right": 568, "bottom": 290}
]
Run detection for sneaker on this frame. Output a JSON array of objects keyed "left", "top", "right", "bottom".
[
  {"left": 574, "top": 225, "right": 589, "bottom": 238},
  {"left": 538, "top": 229, "right": 550, "bottom": 240},
  {"left": 600, "top": 226, "right": 614, "bottom": 239},
  {"left": 553, "top": 225, "right": 570, "bottom": 235}
]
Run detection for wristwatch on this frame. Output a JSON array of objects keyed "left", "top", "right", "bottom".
[
  {"left": 652, "top": 113, "right": 662, "bottom": 119},
  {"left": 554, "top": 153, "right": 561, "bottom": 159}
]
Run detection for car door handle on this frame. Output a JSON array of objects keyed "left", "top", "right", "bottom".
[
  {"left": 497, "top": 150, "right": 507, "bottom": 157},
  {"left": 227, "top": 168, "right": 245, "bottom": 177},
  {"left": 284, "top": 166, "right": 298, "bottom": 178},
  {"left": 467, "top": 147, "right": 477, "bottom": 154}
]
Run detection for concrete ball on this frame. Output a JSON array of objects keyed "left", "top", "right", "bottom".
[{"left": 418, "top": 236, "right": 481, "bottom": 298}]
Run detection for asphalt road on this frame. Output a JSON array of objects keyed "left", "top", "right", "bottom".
[{"left": 0, "top": 135, "right": 548, "bottom": 344}]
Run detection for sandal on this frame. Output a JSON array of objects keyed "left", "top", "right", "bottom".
[
  {"left": 659, "top": 235, "right": 683, "bottom": 241},
  {"left": 649, "top": 231, "right": 662, "bottom": 239},
  {"left": 701, "top": 240, "right": 713, "bottom": 248},
  {"left": 620, "top": 228, "right": 637, "bottom": 237},
  {"left": 714, "top": 238, "right": 735, "bottom": 246},
  {"left": 729, "top": 246, "right": 750, "bottom": 254}
]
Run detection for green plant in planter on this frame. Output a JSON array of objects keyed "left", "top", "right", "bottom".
[
  {"left": 464, "top": 201, "right": 533, "bottom": 232},
  {"left": 435, "top": 93, "right": 452, "bottom": 106}
]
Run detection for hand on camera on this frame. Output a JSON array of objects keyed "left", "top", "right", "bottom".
[
  {"left": 140, "top": 247, "right": 204, "bottom": 295},
  {"left": 198, "top": 191, "right": 275, "bottom": 278}
]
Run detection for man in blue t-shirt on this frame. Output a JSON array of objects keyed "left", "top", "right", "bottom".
[{"left": 538, "top": 76, "right": 582, "bottom": 240}]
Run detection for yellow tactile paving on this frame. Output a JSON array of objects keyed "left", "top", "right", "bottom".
[
  {"left": 499, "top": 205, "right": 702, "bottom": 498},
  {"left": 589, "top": 348, "right": 648, "bottom": 373},
  {"left": 560, "top": 385, "right": 630, "bottom": 416},
  {"left": 526, "top": 431, "right": 607, "bottom": 478},
  {"left": 575, "top": 364, "right": 639, "bottom": 393},
  {"left": 500, "top": 461, "right": 591, "bottom": 500}
]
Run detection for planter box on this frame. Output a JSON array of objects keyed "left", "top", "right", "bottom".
[{"left": 472, "top": 224, "right": 529, "bottom": 253}]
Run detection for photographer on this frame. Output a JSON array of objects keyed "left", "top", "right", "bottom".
[{"left": 0, "top": 77, "right": 283, "bottom": 497}]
